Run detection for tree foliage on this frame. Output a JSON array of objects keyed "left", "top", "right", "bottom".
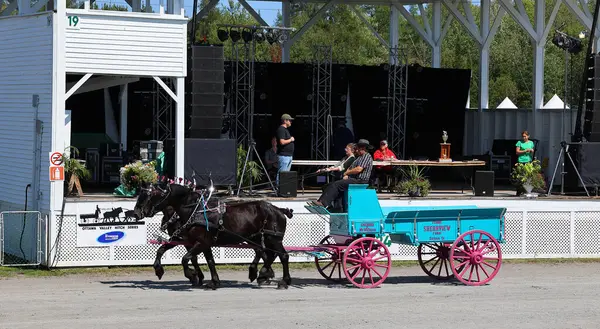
[
  {"left": 190, "top": 0, "right": 588, "bottom": 110},
  {"left": 4, "top": 0, "right": 586, "bottom": 111}
]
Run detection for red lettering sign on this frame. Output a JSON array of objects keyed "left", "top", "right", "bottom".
[{"left": 423, "top": 225, "right": 451, "bottom": 232}]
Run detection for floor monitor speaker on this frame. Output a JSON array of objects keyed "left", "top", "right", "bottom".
[{"left": 474, "top": 170, "right": 494, "bottom": 197}]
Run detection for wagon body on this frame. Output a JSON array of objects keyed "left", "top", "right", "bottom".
[
  {"left": 305, "top": 184, "right": 506, "bottom": 288},
  {"left": 305, "top": 184, "right": 506, "bottom": 245}
]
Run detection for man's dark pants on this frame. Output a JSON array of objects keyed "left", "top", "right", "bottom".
[{"left": 318, "top": 178, "right": 366, "bottom": 207}]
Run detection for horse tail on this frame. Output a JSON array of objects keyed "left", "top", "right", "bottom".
[{"left": 277, "top": 207, "right": 294, "bottom": 219}]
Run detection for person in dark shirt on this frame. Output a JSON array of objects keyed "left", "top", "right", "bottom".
[
  {"left": 275, "top": 114, "right": 295, "bottom": 186},
  {"left": 311, "top": 139, "right": 373, "bottom": 209}
]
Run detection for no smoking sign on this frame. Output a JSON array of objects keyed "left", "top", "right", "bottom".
[{"left": 49, "top": 152, "right": 64, "bottom": 166}]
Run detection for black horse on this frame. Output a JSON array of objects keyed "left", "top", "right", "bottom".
[
  {"left": 152, "top": 205, "right": 275, "bottom": 284},
  {"left": 135, "top": 183, "right": 292, "bottom": 289}
]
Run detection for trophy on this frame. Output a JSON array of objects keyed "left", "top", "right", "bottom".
[{"left": 440, "top": 130, "right": 451, "bottom": 162}]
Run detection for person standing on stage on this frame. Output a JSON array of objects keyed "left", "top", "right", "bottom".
[
  {"left": 276, "top": 114, "right": 295, "bottom": 186},
  {"left": 516, "top": 130, "right": 534, "bottom": 163}
]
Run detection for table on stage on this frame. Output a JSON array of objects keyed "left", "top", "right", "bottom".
[{"left": 291, "top": 159, "right": 487, "bottom": 193}]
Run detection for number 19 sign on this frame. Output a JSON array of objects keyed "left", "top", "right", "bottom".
[{"left": 67, "top": 15, "right": 80, "bottom": 30}]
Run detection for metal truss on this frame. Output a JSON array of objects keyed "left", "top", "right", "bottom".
[
  {"left": 230, "top": 42, "right": 254, "bottom": 149},
  {"left": 387, "top": 46, "right": 408, "bottom": 160},
  {"left": 153, "top": 78, "right": 174, "bottom": 141},
  {"left": 311, "top": 45, "right": 333, "bottom": 161}
]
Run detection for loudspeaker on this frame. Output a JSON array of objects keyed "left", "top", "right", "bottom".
[
  {"left": 189, "top": 45, "right": 225, "bottom": 139},
  {"left": 564, "top": 142, "right": 600, "bottom": 191},
  {"left": 278, "top": 171, "right": 298, "bottom": 198},
  {"left": 474, "top": 171, "right": 494, "bottom": 196},
  {"left": 163, "top": 138, "right": 237, "bottom": 187}
]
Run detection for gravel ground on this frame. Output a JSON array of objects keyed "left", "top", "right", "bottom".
[{"left": 0, "top": 262, "right": 599, "bottom": 329}]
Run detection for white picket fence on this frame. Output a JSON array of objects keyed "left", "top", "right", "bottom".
[{"left": 46, "top": 210, "right": 600, "bottom": 268}]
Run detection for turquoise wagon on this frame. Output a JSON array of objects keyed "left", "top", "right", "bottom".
[{"left": 305, "top": 184, "right": 506, "bottom": 288}]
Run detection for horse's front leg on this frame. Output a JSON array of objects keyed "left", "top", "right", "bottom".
[
  {"left": 203, "top": 248, "right": 221, "bottom": 290},
  {"left": 181, "top": 242, "right": 205, "bottom": 287},
  {"left": 153, "top": 243, "right": 176, "bottom": 280}
]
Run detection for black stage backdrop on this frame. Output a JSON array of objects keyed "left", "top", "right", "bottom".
[
  {"left": 404, "top": 66, "right": 470, "bottom": 160},
  {"left": 67, "top": 64, "right": 470, "bottom": 184}
]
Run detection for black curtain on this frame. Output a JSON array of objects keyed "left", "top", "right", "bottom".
[
  {"left": 405, "top": 66, "right": 470, "bottom": 160},
  {"left": 346, "top": 64, "right": 388, "bottom": 146}
]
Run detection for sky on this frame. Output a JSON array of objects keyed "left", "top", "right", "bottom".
[{"left": 92, "top": 0, "right": 282, "bottom": 25}]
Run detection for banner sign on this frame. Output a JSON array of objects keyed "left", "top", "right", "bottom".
[{"left": 77, "top": 222, "right": 147, "bottom": 247}]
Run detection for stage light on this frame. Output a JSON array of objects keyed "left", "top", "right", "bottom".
[
  {"left": 242, "top": 28, "right": 253, "bottom": 43},
  {"left": 229, "top": 28, "right": 241, "bottom": 43},
  {"left": 552, "top": 31, "right": 583, "bottom": 54},
  {"left": 254, "top": 30, "right": 265, "bottom": 42},
  {"left": 277, "top": 31, "right": 288, "bottom": 44},
  {"left": 217, "top": 28, "right": 229, "bottom": 42},
  {"left": 265, "top": 31, "right": 277, "bottom": 44}
]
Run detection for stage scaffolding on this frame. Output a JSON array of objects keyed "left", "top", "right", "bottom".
[
  {"left": 229, "top": 42, "right": 254, "bottom": 149},
  {"left": 153, "top": 78, "right": 174, "bottom": 141},
  {"left": 311, "top": 45, "right": 333, "bottom": 161},
  {"left": 387, "top": 46, "right": 408, "bottom": 159}
]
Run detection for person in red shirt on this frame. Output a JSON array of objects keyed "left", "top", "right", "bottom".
[{"left": 373, "top": 140, "right": 397, "bottom": 191}]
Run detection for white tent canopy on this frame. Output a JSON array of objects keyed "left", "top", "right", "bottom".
[
  {"left": 543, "top": 94, "right": 569, "bottom": 109},
  {"left": 496, "top": 97, "right": 518, "bottom": 109}
]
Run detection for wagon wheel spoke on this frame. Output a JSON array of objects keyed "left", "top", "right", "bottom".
[
  {"left": 427, "top": 257, "right": 441, "bottom": 274},
  {"left": 478, "top": 263, "right": 491, "bottom": 278}
]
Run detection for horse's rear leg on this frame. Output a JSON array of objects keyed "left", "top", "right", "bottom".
[
  {"left": 182, "top": 242, "right": 205, "bottom": 287},
  {"left": 256, "top": 250, "right": 277, "bottom": 286},
  {"left": 273, "top": 240, "right": 292, "bottom": 289},
  {"left": 187, "top": 245, "right": 204, "bottom": 284},
  {"left": 248, "top": 250, "right": 262, "bottom": 283},
  {"left": 202, "top": 248, "right": 221, "bottom": 290},
  {"left": 249, "top": 249, "right": 273, "bottom": 282}
]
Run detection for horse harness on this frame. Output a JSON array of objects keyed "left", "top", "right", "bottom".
[{"left": 171, "top": 195, "right": 284, "bottom": 250}]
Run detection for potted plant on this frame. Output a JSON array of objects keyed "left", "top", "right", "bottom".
[
  {"left": 118, "top": 160, "right": 159, "bottom": 196},
  {"left": 63, "top": 146, "right": 91, "bottom": 196},
  {"left": 237, "top": 145, "right": 263, "bottom": 186},
  {"left": 510, "top": 159, "right": 546, "bottom": 196},
  {"left": 396, "top": 164, "right": 431, "bottom": 197}
]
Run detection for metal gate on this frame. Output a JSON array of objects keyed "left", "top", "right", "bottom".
[{"left": 0, "top": 211, "right": 42, "bottom": 266}]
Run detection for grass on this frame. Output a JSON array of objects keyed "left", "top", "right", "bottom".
[{"left": 1, "top": 257, "right": 600, "bottom": 279}]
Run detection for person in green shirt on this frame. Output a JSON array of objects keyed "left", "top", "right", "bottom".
[{"left": 515, "top": 130, "right": 534, "bottom": 163}]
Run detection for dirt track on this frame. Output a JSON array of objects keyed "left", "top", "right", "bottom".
[{"left": 1, "top": 262, "right": 599, "bottom": 329}]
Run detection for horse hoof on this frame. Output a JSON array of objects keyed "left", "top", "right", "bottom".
[
  {"left": 249, "top": 268, "right": 258, "bottom": 283},
  {"left": 190, "top": 275, "right": 201, "bottom": 287},
  {"left": 203, "top": 282, "right": 219, "bottom": 290},
  {"left": 277, "top": 281, "right": 289, "bottom": 290},
  {"left": 154, "top": 267, "right": 165, "bottom": 280},
  {"left": 257, "top": 278, "right": 271, "bottom": 286}
]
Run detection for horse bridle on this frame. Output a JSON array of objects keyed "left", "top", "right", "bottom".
[{"left": 142, "top": 184, "right": 172, "bottom": 218}]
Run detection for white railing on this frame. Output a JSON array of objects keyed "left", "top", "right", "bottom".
[{"left": 46, "top": 210, "right": 600, "bottom": 268}]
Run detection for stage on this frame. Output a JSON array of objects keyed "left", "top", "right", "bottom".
[{"left": 44, "top": 184, "right": 600, "bottom": 269}]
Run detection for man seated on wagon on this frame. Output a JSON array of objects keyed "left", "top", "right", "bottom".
[{"left": 311, "top": 139, "right": 373, "bottom": 210}]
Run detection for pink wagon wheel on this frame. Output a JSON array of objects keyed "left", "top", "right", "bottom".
[
  {"left": 314, "top": 236, "right": 345, "bottom": 282},
  {"left": 449, "top": 230, "right": 503, "bottom": 286},
  {"left": 342, "top": 237, "right": 392, "bottom": 289}
]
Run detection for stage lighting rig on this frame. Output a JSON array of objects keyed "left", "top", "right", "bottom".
[
  {"left": 242, "top": 28, "right": 253, "bottom": 43},
  {"left": 552, "top": 30, "right": 583, "bottom": 54},
  {"left": 217, "top": 28, "right": 229, "bottom": 42},
  {"left": 217, "top": 24, "right": 295, "bottom": 45},
  {"left": 229, "top": 28, "right": 241, "bottom": 43}
]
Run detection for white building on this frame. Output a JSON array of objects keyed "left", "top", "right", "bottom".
[{"left": 0, "top": 0, "right": 188, "bottom": 265}]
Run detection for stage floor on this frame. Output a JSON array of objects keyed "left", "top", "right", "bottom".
[{"left": 65, "top": 185, "right": 598, "bottom": 202}]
